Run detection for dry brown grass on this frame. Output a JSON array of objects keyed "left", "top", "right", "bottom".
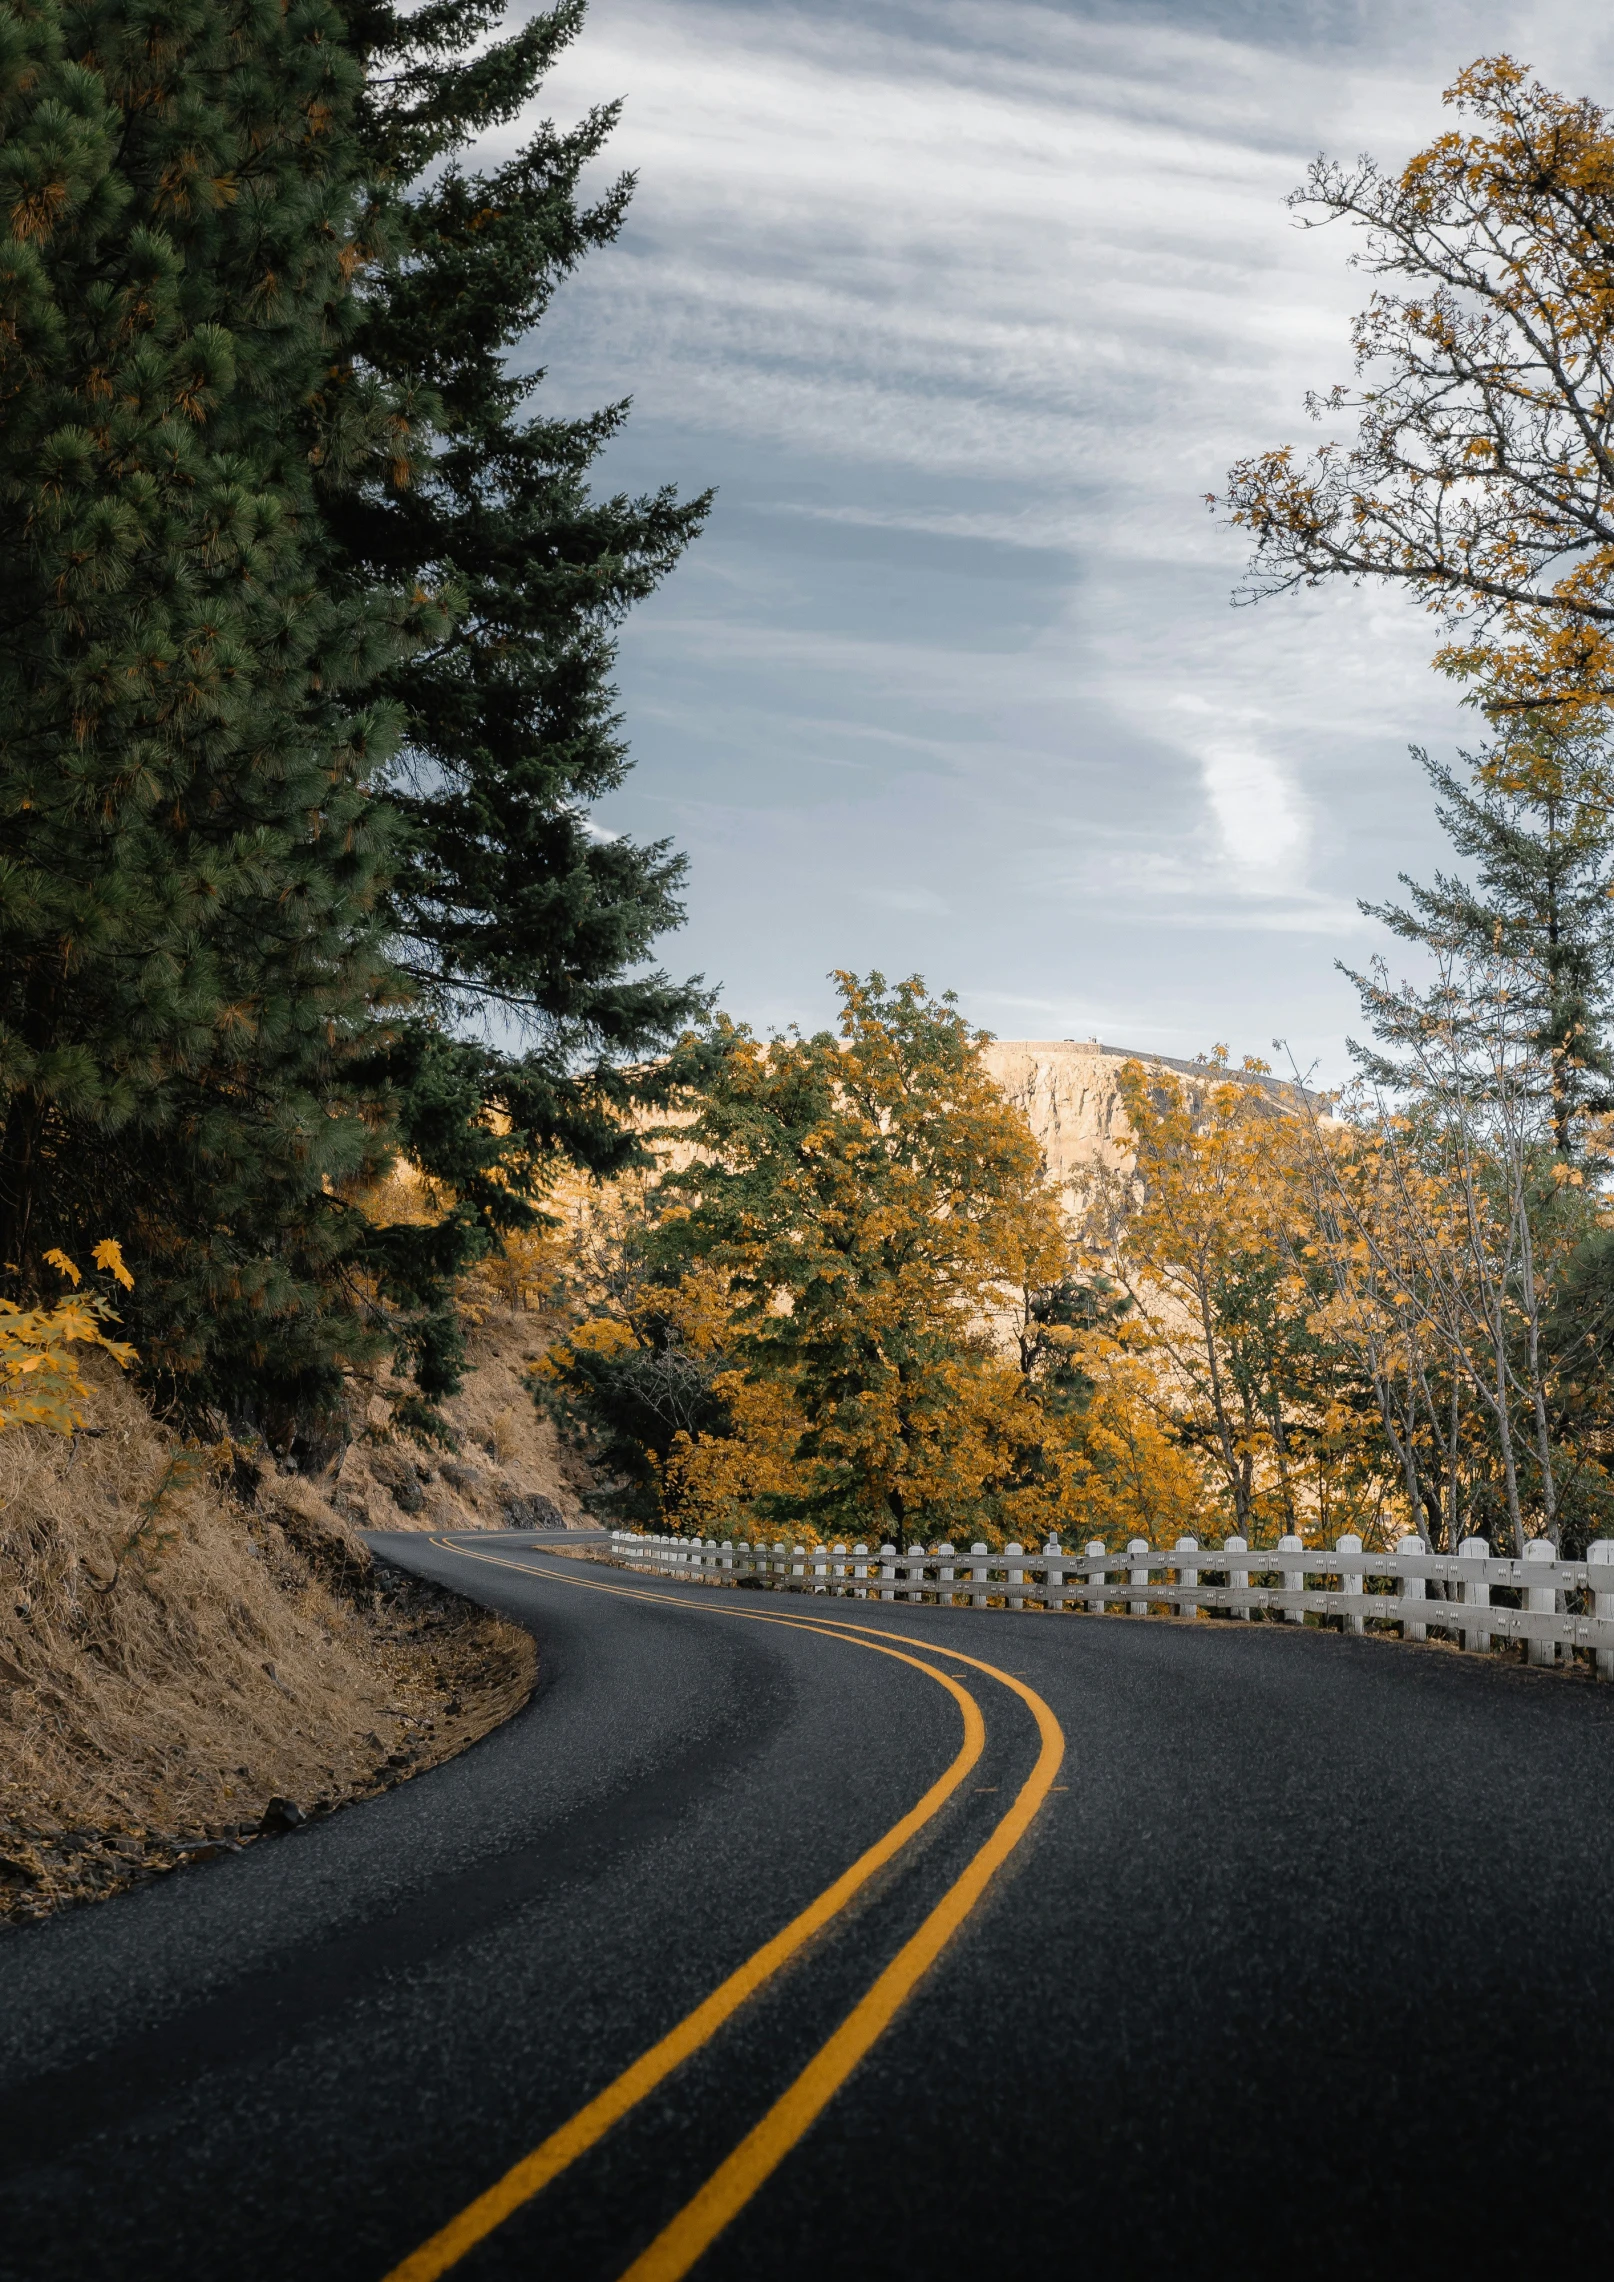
[
  {"left": 0, "top": 1361, "right": 535, "bottom": 1925},
  {"left": 330, "top": 1305, "right": 595, "bottom": 1532}
]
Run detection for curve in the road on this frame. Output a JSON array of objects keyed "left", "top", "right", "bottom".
[
  {"left": 621, "top": 1616, "right": 1065, "bottom": 2282},
  {"left": 16, "top": 1528, "right": 1614, "bottom": 2280},
  {"left": 386, "top": 1540, "right": 1063, "bottom": 2282}
]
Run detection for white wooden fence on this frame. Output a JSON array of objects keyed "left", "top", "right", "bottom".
[{"left": 606, "top": 1528, "right": 1614, "bottom": 1677}]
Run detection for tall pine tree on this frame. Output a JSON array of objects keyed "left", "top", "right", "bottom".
[
  {"left": 1, "top": 0, "right": 709, "bottom": 1447},
  {"left": 1351, "top": 724, "right": 1614, "bottom": 1151},
  {"left": 0, "top": 0, "right": 440, "bottom": 1440},
  {"left": 324, "top": 0, "right": 713, "bottom": 1404}
]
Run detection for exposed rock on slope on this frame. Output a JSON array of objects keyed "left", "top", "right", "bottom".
[
  {"left": 980, "top": 1038, "right": 1299, "bottom": 1189},
  {"left": 326, "top": 1306, "right": 594, "bottom": 1534}
]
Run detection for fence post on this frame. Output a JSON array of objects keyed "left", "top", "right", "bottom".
[
  {"left": 1175, "top": 1536, "right": 1199, "bottom": 1622},
  {"left": 830, "top": 1541, "right": 847, "bottom": 1591},
  {"left": 791, "top": 1544, "right": 807, "bottom": 1589},
  {"left": 1458, "top": 1535, "right": 1491, "bottom": 1652},
  {"left": 1006, "top": 1542, "right": 1025, "bottom": 1611},
  {"left": 1396, "top": 1535, "right": 1426, "bottom": 1641},
  {"left": 970, "top": 1542, "right": 991, "bottom": 1607},
  {"left": 905, "top": 1544, "right": 926, "bottom": 1603},
  {"left": 705, "top": 1537, "right": 719, "bottom": 1580},
  {"left": 1278, "top": 1533, "right": 1305, "bottom": 1622},
  {"left": 852, "top": 1543, "right": 869, "bottom": 1596},
  {"left": 1335, "top": 1533, "right": 1364, "bottom": 1635},
  {"left": 772, "top": 1541, "right": 787, "bottom": 1589},
  {"left": 1127, "top": 1538, "right": 1149, "bottom": 1616},
  {"left": 1043, "top": 1537, "right": 1066, "bottom": 1612},
  {"left": 879, "top": 1544, "right": 897, "bottom": 1602},
  {"left": 936, "top": 1542, "right": 956, "bottom": 1607},
  {"left": 1085, "top": 1541, "right": 1107, "bottom": 1615},
  {"left": 1225, "top": 1535, "right": 1249, "bottom": 1618},
  {"left": 1523, "top": 1536, "right": 1557, "bottom": 1666},
  {"left": 719, "top": 1538, "right": 734, "bottom": 1579},
  {"left": 1590, "top": 1541, "right": 1614, "bottom": 1679}
]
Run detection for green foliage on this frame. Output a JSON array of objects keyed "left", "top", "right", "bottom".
[
  {"left": 1354, "top": 725, "right": 1614, "bottom": 1152},
  {"left": 0, "top": 0, "right": 432, "bottom": 1440},
  {"left": 328, "top": 0, "right": 713, "bottom": 1358},
  {"left": 647, "top": 973, "right": 1073, "bottom": 1538},
  {"left": 0, "top": 0, "right": 708, "bottom": 1450},
  {"left": 539, "top": 1317, "right": 730, "bottom": 1524},
  {"left": 1013, "top": 1273, "right": 1128, "bottom": 1416}
]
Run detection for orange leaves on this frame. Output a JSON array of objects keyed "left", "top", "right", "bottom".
[
  {"left": 92, "top": 1238, "right": 133, "bottom": 1290},
  {"left": 9, "top": 172, "right": 71, "bottom": 242},
  {"left": 1216, "top": 55, "right": 1614, "bottom": 723},
  {"left": 1, "top": 1244, "right": 138, "bottom": 1435},
  {"left": 1085, "top": 1061, "right": 1387, "bottom": 1543}
]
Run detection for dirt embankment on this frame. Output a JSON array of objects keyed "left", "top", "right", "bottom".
[
  {"left": 0, "top": 1308, "right": 587, "bottom": 1928},
  {"left": 327, "top": 1307, "right": 596, "bottom": 1533}
]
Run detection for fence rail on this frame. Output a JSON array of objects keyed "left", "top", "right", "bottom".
[{"left": 605, "top": 1529, "right": 1614, "bottom": 1676}]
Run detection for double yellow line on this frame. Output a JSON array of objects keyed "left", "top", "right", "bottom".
[{"left": 384, "top": 1542, "right": 1065, "bottom": 2282}]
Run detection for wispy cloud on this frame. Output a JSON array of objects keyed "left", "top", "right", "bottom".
[{"left": 494, "top": 0, "right": 1614, "bottom": 1070}]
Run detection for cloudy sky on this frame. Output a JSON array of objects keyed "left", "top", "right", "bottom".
[{"left": 511, "top": 0, "right": 1614, "bottom": 1074}]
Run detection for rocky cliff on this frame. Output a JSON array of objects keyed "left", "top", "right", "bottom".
[{"left": 980, "top": 1039, "right": 1295, "bottom": 1190}]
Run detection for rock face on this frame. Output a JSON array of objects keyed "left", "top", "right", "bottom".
[
  {"left": 979, "top": 1039, "right": 1294, "bottom": 1191},
  {"left": 979, "top": 1040, "right": 1140, "bottom": 1191}
]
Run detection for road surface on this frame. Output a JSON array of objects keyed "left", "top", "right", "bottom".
[{"left": 3, "top": 1531, "right": 1612, "bottom": 2280}]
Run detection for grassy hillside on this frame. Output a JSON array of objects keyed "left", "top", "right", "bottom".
[{"left": 0, "top": 1355, "right": 547, "bottom": 1926}]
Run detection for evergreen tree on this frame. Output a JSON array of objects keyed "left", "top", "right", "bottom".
[
  {"left": 326, "top": 0, "right": 713, "bottom": 1369},
  {"left": 1349, "top": 725, "right": 1614, "bottom": 1151},
  {"left": 0, "top": 0, "right": 710, "bottom": 1446},
  {"left": 0, "top": 0, "right": 434, "bottom": 1438}
]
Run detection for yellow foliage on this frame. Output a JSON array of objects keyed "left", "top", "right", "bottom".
[
  {"left": 659, "top": 1368, "right": 815, "bottom": 1537},
  {"left": 533, "top": 1313, "right": 637, "bottom": 1380},
  {"left": 664, "top": 975, "right": 1077, "bottom": 1541},
  {"left": 1088, "top": 1063, "right": 1391, "bottom": 1545},
  {"left": 1006, "top": 1336, "right": 1214, "bottom": 1548},
  {"left": 92, "top": 1238, "right": 134, "bottom": 1291},
  {"left": 1218, "top": 58, "right": 1614, "bottom": 723},
  {"left": 0, "top": 1248, "right": 138, "bottom": 1435}
]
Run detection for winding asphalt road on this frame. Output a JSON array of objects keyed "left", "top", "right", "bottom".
[{"left": 4, "top": 1532, "right": 1614, "bottom": 2281}]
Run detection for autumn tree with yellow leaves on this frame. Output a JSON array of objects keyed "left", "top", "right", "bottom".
[
  {"left": 540, "top": 974, "right": 1212, "bottom": 1545},
  {"left": 1218, "top": 57, "right": 1614, "bottom": 727},
  {"left": 1085, "top": 1059, "right": 1390, "bottom": 1547}
]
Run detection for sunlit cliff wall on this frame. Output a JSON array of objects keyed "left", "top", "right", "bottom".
[{"left": 980, "top": 1039, "right": 1297, "bottom": 1190}]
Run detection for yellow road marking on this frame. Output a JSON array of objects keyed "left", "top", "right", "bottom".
[
  {"left": 379, "top": 1545, "right": 987, "bottom": 2282},
  {"left": 616, "top": 1609, "right": 1065, "bottom": 2282},
  {"left": 483, "top": 1562, "right": 1073, "bottom": 2278}
]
